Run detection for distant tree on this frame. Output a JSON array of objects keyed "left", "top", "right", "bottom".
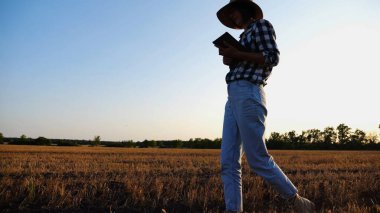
[
  {"left": 213, "top": 138, "right": 222, "bottom": 143},
  {"left": 307, "top": 129, "right": 323, "bottom": 144},
  {"left": 365, "top": 132, "right": 379, "bottom": 144},
  {"left": 349, "top": 129, "right": 366, "bottom": 147},
  {"left": 287, "top": 130, "right": 299, "bottom": 143},
  {"left": 187, "top": 138, "right": 207, "bottom": 148},
  {"left": 0, "top": 132, "right": 3, "bottom": 144},
  {"left": 322, "top": 127, "right": 337, "bottom": 145},
  {"left": 212, "top": 138, "right": 222, "bottom": 149},
  {"left": 192, "top": 138, "right": 202, "bottom": 148},
  {"left": 298, "top": 131, "right": 308, "bottom": 144},
  {"left": 194, "top": 138, "right": 202, "bottom": 142},
  {"left": 303, "top": 130, "right": 313, "bottom": 144},
  {"left": 172, "top": 139, "right": 183, "bottom": 148},
  {"left": 268, "top": 132, "right": 282, "bottom": 143},
  {"left": 141, "top": 139, "right": 156, "bottom": 148},
  {"left": 92, "top": 136, "right": 101, "bottom": 146},
  {"left": 283, "top": 131, "right": 296, "bottom": 144},
  {"left": 20, "top": 134, "right": 28, "bottom": 144},
  {"left": 267, "top": 132, "right": 287, "bottom": 149},
  {"left": 35, "top": 137, "right": 51, "bottom": 145},
  {"left": 122, "top": 140, "right": 135, "bottom": 147},
  {"left": 56, "top": 140, "right": 78, "bottom": 146},
  {"left": 336, "top": 124, "right": 351, "bottom": 145}
]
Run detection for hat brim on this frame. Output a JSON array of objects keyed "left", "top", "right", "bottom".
[{"left": 217, "top": 1, "right": 263, "bottom": 29}]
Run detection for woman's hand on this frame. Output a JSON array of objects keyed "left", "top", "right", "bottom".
[
  {"left": 223, "top": 56, "right": 233, "bottom": 66},
  {"left": 219, "top": 41, "right": 241, "bottom": 58}
]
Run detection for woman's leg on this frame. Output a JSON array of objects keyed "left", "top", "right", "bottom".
[
  {"left": 231, "top": 81, "right": 298, "bottom": 199},
  {"left": 221, "top": 98, "right": 244, "bottom": 212}
]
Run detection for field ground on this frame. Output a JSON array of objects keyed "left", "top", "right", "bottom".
[{"left": 0, "top": 145, "right": 379, "bottom": 213}]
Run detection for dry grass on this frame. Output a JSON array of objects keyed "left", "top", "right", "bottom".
[{"left": 0, "top": 145, "right": 379, "bottom": 212}]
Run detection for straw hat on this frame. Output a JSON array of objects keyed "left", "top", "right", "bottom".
[{"left": 217, "top": 0, "right": 263, "bottom": 29}]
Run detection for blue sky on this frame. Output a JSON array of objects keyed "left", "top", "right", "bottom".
[{"left": 1, "top": 0, "right": 379, "bottom": 141}]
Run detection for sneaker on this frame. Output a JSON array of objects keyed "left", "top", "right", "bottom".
[{"left": 292, "top": 193, "right": 316, "bottom": 213}]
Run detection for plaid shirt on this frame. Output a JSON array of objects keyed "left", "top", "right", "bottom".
[{"left": 225, "top": 19, "right": 280, "bottom": 86}]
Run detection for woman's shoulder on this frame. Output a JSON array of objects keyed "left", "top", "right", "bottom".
[
  {"left": 254, "top": 19, "right": 274, "bottom": 29},
  {"left": 249, "top": 19, "right": 276, "bottom": 35}
]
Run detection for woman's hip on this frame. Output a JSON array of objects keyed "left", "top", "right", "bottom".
[{"left": 227, "top": 80, "right": 266, "bottom": 106}]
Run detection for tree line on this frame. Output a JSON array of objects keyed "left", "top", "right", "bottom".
[
  {"left": 1, "top": 124, "right": 379, "bottom": 150},
  {"left": 266, "top": 124, "right": 379, "bottom": 150}
]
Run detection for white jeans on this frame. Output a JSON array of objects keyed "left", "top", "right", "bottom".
[{"left": 221, "top": 80, "right": 298, "bottom": 212}]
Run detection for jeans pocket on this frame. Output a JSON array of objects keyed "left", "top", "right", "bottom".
[{"left": 251, "top": 84, "right": 266, "bottom": 106}]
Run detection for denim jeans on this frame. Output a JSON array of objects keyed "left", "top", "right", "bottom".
[{"left": 220, "top": 80, "right": 298, "bottom": 212}]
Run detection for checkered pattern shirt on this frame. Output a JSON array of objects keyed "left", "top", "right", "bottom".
[{"left": 225, "top": 19, "right": 280, "bottom": 86}]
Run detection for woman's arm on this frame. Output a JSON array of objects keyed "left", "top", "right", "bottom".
[
  {"left": 219, "top": 19, "right": 279, "bottom": 67},
  {"left": 219, "top": 43, "right": 265, "bottom": 65}
]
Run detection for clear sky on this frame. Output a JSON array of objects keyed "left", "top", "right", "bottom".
[{"left": 1, "top": 0, "right": 379, "bottom": 141}]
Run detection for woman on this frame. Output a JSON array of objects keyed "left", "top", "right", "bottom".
[{"left": 216, "top": 1, "right": 316, "bottom": 212}]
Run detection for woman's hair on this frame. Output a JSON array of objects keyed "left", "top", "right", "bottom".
[{"left": 233, "top": 3, "right": 256, "bottom": 24}]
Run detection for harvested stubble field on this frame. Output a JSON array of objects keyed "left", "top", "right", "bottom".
[{"left": 0, "top": 145, "right": 379, "bottom": 213}]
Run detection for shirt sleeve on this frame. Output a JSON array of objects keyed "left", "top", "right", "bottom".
[{"left": 254, "top": 19, "right": 280, "bottom": 67}]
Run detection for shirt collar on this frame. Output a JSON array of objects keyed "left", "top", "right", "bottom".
[{"left": 239, "top": 20, "right": 257, "bottom": 38}]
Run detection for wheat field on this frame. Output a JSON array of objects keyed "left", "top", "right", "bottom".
[{"left": 0, "top": 145, "right": 379, "bottom": 213}]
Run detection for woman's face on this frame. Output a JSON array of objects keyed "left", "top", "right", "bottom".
[{"left": 229, "top": 8, "right": 244, "bottom": 28}]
